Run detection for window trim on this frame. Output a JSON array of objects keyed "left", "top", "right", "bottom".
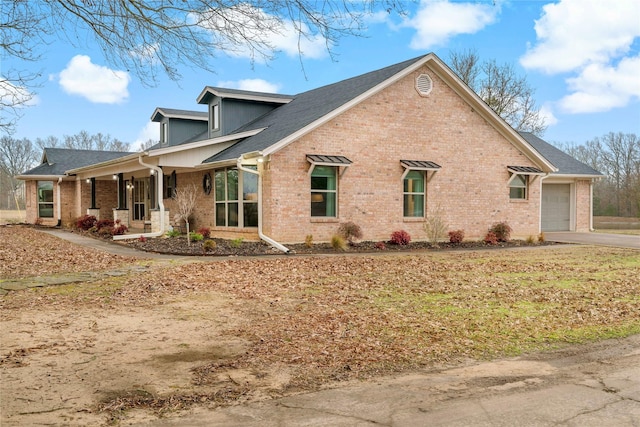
[
  {"left": 210, "top": 103, "right": 219, "bottom": 131},
  {"left": 37, "top": 180, "right": 54, "bottom": 218},
  {"left": 403, "top": 169, "right": 426, "bottom": 218},
  {"left": 400, "top": 160, "right": 440, "bottom": 219},
  {"left": 214, "top": 166, "right": 258, "bottom": 228},
  {"left": 507, "top": 166, "right": 545, "bottom": 201},
  {"left": 310, "top": 165, "right": 338, "bottom": 218}
]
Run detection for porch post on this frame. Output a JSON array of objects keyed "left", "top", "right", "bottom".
[{"left": 90, "top": 177, "right": 96, "bottom": 209}]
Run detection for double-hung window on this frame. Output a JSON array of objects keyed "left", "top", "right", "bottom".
[
  {"left": 37, "top": 181, "right": 54, "bottom": 218},
  {"left": 307, "top": 155, "right": 352, "bottom": 218},
  {"left": 214, "top": 167, "right": 258, "bottom": 227},
  {"left": 311, "top": 166, "right": 337, "bottom": 217},
  {"left": 403, "top": 170, "right": 425, "bottom": 217},
  {"left": 400, "top": 160, "right": 440, "bottom": 218},
  {"left": 509, "top": 174, "right": 528, "bottom": 199}
]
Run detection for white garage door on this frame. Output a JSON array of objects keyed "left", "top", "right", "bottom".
[{"left": 542, "top": 184, "right": 571, "bottom": 231}]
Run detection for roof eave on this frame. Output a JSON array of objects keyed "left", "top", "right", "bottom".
[{"left": 148, "top": 128, "right": 266, "bottom": 157}]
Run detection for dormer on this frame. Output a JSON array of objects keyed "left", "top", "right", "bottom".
[
  {"left": 151, "top": 108, "right": 209, "bottom": 147},
  {"left": 196, "top": 87, "right": 293, "bottom": 139}
]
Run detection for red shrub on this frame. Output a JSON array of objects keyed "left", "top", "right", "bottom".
[
  {"left": 484, "top": 231, "right": 498, "bottom": 245},
  {"left": 375, "top": 241, "right": 386, "bottom": 250},
  {"left": 96, "top": 219, "right": 114, "bottom": 231},
  {"left": 197, "top": 227, "right": 211, "bottom": 238},
  {"left": 448, "top": 229, "right": 465, "bottom": 244},
  {"left": 76, "top": 214, "right": 97, "bottom": 231},
  {"left": 489, "top": 222, "right": 512, "bottom": 242},
  {"left": 390, "top": 230, "right": 411, "bottom": 245}
]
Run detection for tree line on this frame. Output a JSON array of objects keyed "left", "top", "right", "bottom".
[{"left": 557, "top": 132, "right": 640, "bottom": 218}]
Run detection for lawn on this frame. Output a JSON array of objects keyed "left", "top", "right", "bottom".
[{"left": 1, "top": 226, "right": 639, "bottom": 425}]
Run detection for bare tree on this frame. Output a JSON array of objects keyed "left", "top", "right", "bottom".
[
  {"left": 448, "top": 50, "right": 547, "bottom": 136},
  {"left": 0, "top": 136, "right": 40, "bottom": 209},
  {"left": 1, "top": 0, "right": 406, "bottom": 134},
  {"left": 62, "top": 130, "right": 130, "bottom": 151},
  {"left": 173, "top": 183, "right": 198, "bottom": 244}
]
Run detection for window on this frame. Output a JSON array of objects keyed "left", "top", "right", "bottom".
[
  {"left": 210, "top": 104, "right": 219, "bottom": 131},
  {"left": 509, "top": 174, "right": 528, "bottom": 199},
  {"left": 37, "top": 181, "right": 54, "bottom": 218},
  {"left": 214, "top": 167, "right": 257, "bottom": 227},
  {"left": 160, "top": 122, "right": 168, "bottom": 144},
  {"left": 311, "top": 166, "right": 337, "bottom": 217},
  {"left": 163, "top": 170, "right": 176, "bottom": 199},
  {"left": 403, "top": 170, "right": 425, "bottom": 217}
]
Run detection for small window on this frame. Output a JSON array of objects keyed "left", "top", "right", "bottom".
[
  {"left": 311, "top": 166, "right": 337, "bottom": 217},
  {"left": 161, "top": 122, "right": 168, "bottom": 144},
  {"left": 210, "top": 104, "right": 219, "bottom": 131},
  {"left": 403, "top": 170, "right": 425, "bottom": 217},
  {"left": 37, "top": 181, "right": 54, "bottom": 218},
  {"left": 509, "top": 174, "right": 528, "bottom": 199}
]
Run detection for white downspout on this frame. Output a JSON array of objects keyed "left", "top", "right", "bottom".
[
  {"left": 237, "top": 156, "right": 290, "bottom": 253},
  {"left": 539, "top": 173, "right": 550, "bottom": 233},
  {"left": 56, "top": 177, "right": 62, "bottom": 227},
  {"left": 113, "top": 155, "right": 165, "bottom": 240}
]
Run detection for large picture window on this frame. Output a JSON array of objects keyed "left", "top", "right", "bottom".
[
  {"left": 311, "top": 166, "right": 337, "bottom": 217},
  {"left": 403, "top": 170, "right": 425, "bottom": 217},
  {"left": 37, "top": 181, "right": 54, "bottom": 218},
  {"left": 215, "top": 167, "right": 257, "bottom": 227}
]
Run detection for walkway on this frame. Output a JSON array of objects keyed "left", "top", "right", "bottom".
[{"left": 546, "top": 232, "right": 640, "bottom": 249}]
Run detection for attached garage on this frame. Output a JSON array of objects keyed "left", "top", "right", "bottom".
[{"left": 542, "top": 183, "right": 571, "bottom": 231}]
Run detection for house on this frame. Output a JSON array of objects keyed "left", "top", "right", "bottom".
[{"left": 18, "top": 53, "right": 602, "bottom": 250}]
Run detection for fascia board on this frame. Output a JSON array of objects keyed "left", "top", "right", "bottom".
[
  {"left": 197, "top": 87, "right": 293, "bottom": 105},
  {"left": 15, "top": 174, "right": 64, "bottom": 180},
  {"left": 151, "top": 107, "right": 207, "bottom": 122},
  {"left": 262, "top": 55, "right": 435, "bottom": 156},
  {"left": 66, "top": 153, "right": 142, "bottom": 175},
  {"left": 148, "top": 128, "right": 265, "bottom": 157}
]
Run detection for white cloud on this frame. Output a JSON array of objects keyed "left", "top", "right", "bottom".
[
  {"left": 217, "top": 78, "right": 281, "bottom": 93},
  {"left": 58, "top": 55, "right": 130, "bottom": 104},
  {"left": 520, "top": 0, "right": 640, "bottom": 74},
  {"left": 539, "top": 103, "right": 558, "bottom": 126},
  {"left": 134, "top": 121, "right": 160, "bottom": 150},
  {"left": 404, "top": 0, "right": 500, "bottom": 50},
  {"left": 559, "top": 55, "right": 640, "bottom": 113},
  {"left": 194, "top": 4, "right": 329, "bottom": 60}
]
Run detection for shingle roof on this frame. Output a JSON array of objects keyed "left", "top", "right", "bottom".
[
  {"left": 20, "top": 148, "right": 134, "bottom": 176},
  {"left": 518, "top": 132, "right": 602, "bottom": 176},
  {"left": 203, "top": 55, "right": 426, "bottom": 164}
]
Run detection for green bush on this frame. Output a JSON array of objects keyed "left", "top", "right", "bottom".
[
  {"left": 203, "top": 239, "right": 217, "bottom": 253},
  {"left": 189, "top": 232, "right": 204, "bottom": 242},
  {"left": 230, "top": 238, "right": 244, "bottom": 248},
  {"left": 166, "top": 229, "right": 181, "bottom": 238}
]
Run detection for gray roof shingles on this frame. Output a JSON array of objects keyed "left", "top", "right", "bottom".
[
  {"left": 21, "top": 148, "right": 133, "bottom": 176},
  {"left": 518, "top": 132, "right": 602, "bottom": 176}
]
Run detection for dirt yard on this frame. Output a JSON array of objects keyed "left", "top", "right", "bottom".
[{"left": 1, "top": 226, "right": 639, "bottom": 426}]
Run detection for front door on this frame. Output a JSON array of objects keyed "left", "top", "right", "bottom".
[{"left": 133, "top": 178, "right": 150, "bottom": 221}]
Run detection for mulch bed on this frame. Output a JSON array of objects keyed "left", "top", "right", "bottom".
[{"left": 119, "top": 235, "right": 557, "bottom": 256}]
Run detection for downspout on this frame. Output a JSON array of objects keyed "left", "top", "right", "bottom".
[
  {"left": 56, "top": 177, "right": 62, "bottom": 227},
  {"left": 112, "top": 155, "right": 165, "bottom": 240},
  {"left": 237, "top": 156, "right": 290, "bottom": 253}
]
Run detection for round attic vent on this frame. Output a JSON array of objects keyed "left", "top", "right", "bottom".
[{"left": 416, "top": 74, "right": 433, "bottom": 96}]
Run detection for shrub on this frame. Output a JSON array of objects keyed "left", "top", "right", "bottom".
[
  {"left": 375, "top": 241, "right": 386, "bottom": 250},
  {"left": 448, "top": 229, "right": 465, "bottom": 244},
  {"left": 95, "top": 219, "right": 114, "bottom": 231},
  {"left": 305, "top": 234, "right": 313, "bottom": 248},
  {"left": 112, "top": 219, "right": 128, "bottom": 236},
  {"left": 538, "top": 232, "right": 546, "bottom": 243},
  {"left": 76, "top": 214, "right": 97, "bottom": 231},
  {"left": 189, "top": 232, "right": 204, "bottom": 242},
  {"left": 331, "top": 234, "right": 347, "bottom": 251},
  {"left": 424, "top": 204, "right": 448, "bottom": 245},
  {"left": 489, "top": 222, "right": 512, "bottom": 242},
  {"left": 526, "top": 235, "right": 535, "bottom": 244},
  {"left": 337, "top": 221, "right": 363, "bottom": 245},
  {"left": 390, "top": 230, "right": 411, "bottom": 245},
  {"left": 166, "top": 229, "right": 181, "bottom": 238},
  {"left": 197, "top": 227, "right": 211, "bottom": 238},
  {"left": 230, "top": 238, "right": 244, "bottom": 248},
  {"left": 139, "top": 235, "right": 147, "bottom": 243},
  {"left": 484, "top": 231, "right": 498, "bottom": 245},
  {"left": 203, "top": 239, "right": 217, "bottom": 253},
  {"left": 98, "top": 226, "right": 113, "bottom": 237}
]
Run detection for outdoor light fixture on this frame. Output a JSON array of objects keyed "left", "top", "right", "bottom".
[
  {"left": 112, "top": 174, "right": 118, "bottom": 180},
  {"left": 86, "top": 178, "right": 91, "bottom": 184},
  {"left": 150, "top": 169, "right": 155, "bottom": 175}
]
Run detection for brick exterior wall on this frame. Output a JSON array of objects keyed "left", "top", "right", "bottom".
[
  {"left": 575, "top": 179, "right": 593, "bottom": 232},
  {"left": 261, "top": 66, "right": 544, "bottom": 243}
]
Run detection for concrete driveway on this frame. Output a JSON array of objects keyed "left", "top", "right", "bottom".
[{"left": 545, "top": 232, "right": 640, "bottom": 249}]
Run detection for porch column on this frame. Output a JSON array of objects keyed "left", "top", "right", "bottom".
[{"left": 90, "top": 177, "right": 96, "bottom": 209}]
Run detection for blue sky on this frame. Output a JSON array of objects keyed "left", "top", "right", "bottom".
[{"left": 6, "top": 0, "right": 640, "bottom": 150}]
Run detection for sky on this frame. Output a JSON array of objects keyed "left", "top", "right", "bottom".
[{"left": 4, "top": 0, "right": 640, "bottom": 150}]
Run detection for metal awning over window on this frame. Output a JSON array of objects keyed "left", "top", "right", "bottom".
[
  {"left": 307, "top": 154, "right": 352, "bottom": 176},
  {"left": 401, "top": 159, "right": 441, "bottom": 181},
  {"left": 507, "top": 165, "right": 545, "bottom": 185}
]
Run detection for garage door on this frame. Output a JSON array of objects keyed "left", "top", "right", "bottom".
[{"left": 542, "top": 184, "right": 571, "bottom": 231}]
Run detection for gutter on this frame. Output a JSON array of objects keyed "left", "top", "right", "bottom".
[
  {"left": 113, "top": 156, "right": 166, "bottom": 240},
  {"left": 56, "top": 177, "right": 62, "bottom": 227},
  {"left": 237, "top": 155, "right": 290, "bottom": 254}
]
